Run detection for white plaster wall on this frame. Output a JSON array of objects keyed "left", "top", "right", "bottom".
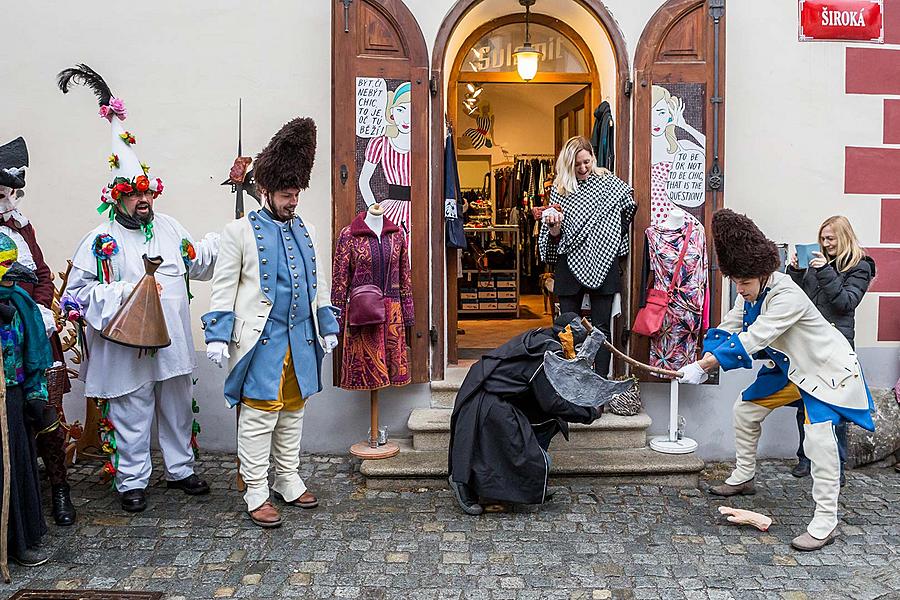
[{"left": 4, "top": 0, "right": 897, "bottom": 460}]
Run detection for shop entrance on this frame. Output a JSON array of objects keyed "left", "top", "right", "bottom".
[{"left": 445, "top": 12, "right": 611, "bottom": 363}]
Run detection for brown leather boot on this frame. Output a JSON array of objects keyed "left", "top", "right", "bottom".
[
  {"left": 709, "top": 478, "right": 756, "bottom": 497},
  {"left": 248, "top": 500, "right": 282, "bottom": 528},
  {"left": 791, "top": 528, "right": 836, "bottom": 551},
  {"left": 275, "top": 490, "right": 319, "bottom": 509}
]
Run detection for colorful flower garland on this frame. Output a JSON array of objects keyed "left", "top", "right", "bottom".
[
  {"left": 97, "top": 399, "right": 119, "bottom": 487},
  {"left": 99, "top": 97, "right": 127, "bottom": 121},
  {"left": 119, "top": 131, "right": 136, "bottom": 145},
  {"left": 191, "top": 378, "right": 201, "bottom": 460},
  {"left": 91, "top": 233, "right": 118, "bottom": 284},
  {"left": 181, "top": 239, "right": 196, "bottom": 301}
]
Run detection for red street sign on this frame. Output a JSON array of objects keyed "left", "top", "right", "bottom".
[{"left": 799, "top": 0, "right": 884, "bottom": 42}]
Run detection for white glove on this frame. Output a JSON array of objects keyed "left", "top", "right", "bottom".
[
  {"left": 37, "top": 305, "right": 57, "bottom": 338},
  {"left": 541, "top": 207, "right": 563, "bottom": 224},
  {"left": 323, "top": 334, "right": 338, "bottom": 354},
  {"left": 678, "top": 361, "right": 708, "bottom": 385},
  {"left": 206, "top": 341, "right": 230, "bottom": 368}
]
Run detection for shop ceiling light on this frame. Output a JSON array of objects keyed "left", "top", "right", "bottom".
[{"left": 512, "top": 0, "right": 542, "bottom": 82}]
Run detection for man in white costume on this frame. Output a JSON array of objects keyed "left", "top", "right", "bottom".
[{"left": 59, "top": 64, "right": 219, "bottom": 512}]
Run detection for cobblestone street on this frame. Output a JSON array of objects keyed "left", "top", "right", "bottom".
[{"left": 0, "top": 454, "right": 897, "bottom": 600}]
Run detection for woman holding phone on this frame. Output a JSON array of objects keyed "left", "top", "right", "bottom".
[{"left": 787, "top": 215, "right": 876, "bottom": 483}]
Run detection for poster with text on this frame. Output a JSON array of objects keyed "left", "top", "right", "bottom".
[
  {"left": 355, "top": 77, "right": 412, "bottom": 254},
  {"left": 649, "top": 83, "right": 706, "bottom": 227}
]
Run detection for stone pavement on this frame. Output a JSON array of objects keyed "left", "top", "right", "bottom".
[{"left": 0, "top": 454, "right": 897, "bottom": 600}]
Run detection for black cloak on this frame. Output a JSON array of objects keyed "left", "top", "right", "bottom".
[{"left": 448, "top": 324, "right": 597, "bottom": 505}]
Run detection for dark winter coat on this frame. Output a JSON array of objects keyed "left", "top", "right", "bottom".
[
  {"left": 787, "top": 256, "right": 876, "bottom": 346},
  {"left": 448, "top": 327, "right": 597, "bottom": 505}
]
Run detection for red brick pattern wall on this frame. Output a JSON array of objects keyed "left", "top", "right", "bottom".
[{"left": 846, "top": 0, "right": 900, "bottom": 341}]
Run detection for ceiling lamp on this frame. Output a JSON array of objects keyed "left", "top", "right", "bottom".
[{"left": 512, "top": 0, "right": 542, "bottom": 82}]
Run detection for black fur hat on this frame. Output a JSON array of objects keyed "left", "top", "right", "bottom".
[
  {"left": 712, "top": 208, "right": 781, "bottom": 279},
  {"left": 253, "top": 117, "right": 316, "bottom": 194}
]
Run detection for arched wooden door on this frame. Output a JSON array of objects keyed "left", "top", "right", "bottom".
[
  {"left": 331, "top": 0, "right": 430, "bottom": 383},
  {"left": 630, "top": 0, "right": 726, "bottom": 377}
]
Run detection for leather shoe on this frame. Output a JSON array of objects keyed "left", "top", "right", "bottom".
[
  {"left": 791, "top": 528, "right": 836, "bottom": 551},
  {"left": 166, "top": 474, "right": 210, "bottom": 495},
  {"left": 120, "top": 488, "right": 147, "bottom": 513},
  {"left": 11, "top": 547, "right": 51, "bottom": 567},
  {"left": 248, "top": 500, "right": 282, "bottom": 528},
  {"left": 274, "top": 490, "right": 319, "bottom": 509},
  {"left": 448, "top": 476, "right": 483, "bottom": 516},
  {"left": 52, "top": 483, "right": 76, "bottom": 526},
  {"left": 709, "top": 479, "right": 756, "bottom": 497},
  {"left": 791, "top": 458, "right": 811, "bottom": 478}
]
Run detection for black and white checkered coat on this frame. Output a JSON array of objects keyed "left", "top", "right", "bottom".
[{"left": 538, "top": 172, "right": 636, "bottom": 289}]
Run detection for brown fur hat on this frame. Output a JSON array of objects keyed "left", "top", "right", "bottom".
[
  {"left": 254, "top": 117, "right": 316, "bottom": 194},
  {"left": 712, "top": 208, "right": 781, "bottom": 279}
]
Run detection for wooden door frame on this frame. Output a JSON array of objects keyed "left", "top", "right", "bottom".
[
  {"left": 554, "top": 86, "right": 592, "bottom": 156},
  {"left": 629, "top": 0, "right": 726, "bottom": 376},
  {"left": 432, "top": 0, "right": 631, "bottom": 376},
  {"left": 331, "top": 0, "right": 431, "bottom": 383}
]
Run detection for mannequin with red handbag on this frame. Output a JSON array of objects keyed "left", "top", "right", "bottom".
[
  {"left": 331, "top": 203, "right": 415, "bottom": 458},
  {"left": 634, "top": 207, "right": 708, "bottom": 372}
]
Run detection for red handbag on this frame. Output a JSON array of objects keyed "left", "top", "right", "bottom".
[
  {"left": 632, "top": 222, "right": 693, "bottom": 337},
  {"left": 347, "top": 284, "right": 386, "bottom": 327}
]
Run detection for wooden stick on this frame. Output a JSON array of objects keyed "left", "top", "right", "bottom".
[
  {"left": 578, "top": 317, "right": 681, "bottom": 379},
  {"left": 0, "top": 359, "right": 11, "bottom": 583},
  {"left": 369, "top": 390, "right": 379, "bottom": 449}
]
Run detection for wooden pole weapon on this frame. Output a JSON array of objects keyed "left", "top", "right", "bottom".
[{"left": 579, "top": 318, "right": 682, "bottom": 379}]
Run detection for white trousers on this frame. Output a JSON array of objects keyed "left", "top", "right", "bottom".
[
  {"left": 726, "top": 397, "right": 841, "bottom": 539},
  {"left": 107, "top": 374, "right": 195, "bottom": 492},
  {"left": 237, "top": 404, "right": 306, "bottom": 512}
]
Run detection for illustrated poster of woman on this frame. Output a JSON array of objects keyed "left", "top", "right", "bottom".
[{"left": 650, "top": 85, "right": 706, "bottom": 226}]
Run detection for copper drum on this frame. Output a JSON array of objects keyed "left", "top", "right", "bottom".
[{"left": 100, "top": 255, "right": 171, "bottom": 349}]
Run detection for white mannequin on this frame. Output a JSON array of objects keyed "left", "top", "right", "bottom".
[
  {"left": 365, "top": 202, "right": 384, "bottom": 237},
  {"left": 660, "top": 206, "right": 686, "bottom": 229}
]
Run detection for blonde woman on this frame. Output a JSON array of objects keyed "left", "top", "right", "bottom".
[
  {"left": 787, "top": 215, "right": 876, "bottom": 482},
  {"left": 650, "top": 85, "right": 705, "bottom": 225},
  {"left": 358, "top": 82, "right": 412, "bottom": 246},
  {"left": 538, "top": 136, "right": 636, "bottom": 374}
]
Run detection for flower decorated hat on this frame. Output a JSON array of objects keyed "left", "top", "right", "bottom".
[{"left": 57, "top": 64, "right": 164, "bottom": 219}]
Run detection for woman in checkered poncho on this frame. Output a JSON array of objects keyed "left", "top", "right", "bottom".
[{"left": 539, "top": 136, "right": 636, "bottom": 374}]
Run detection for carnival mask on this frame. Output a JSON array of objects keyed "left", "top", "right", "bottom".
[
  {"left": 0, "top": 232, "right": 18, "bottom": 280},
  {"left": 0, "top": 185, "right": 22, "bottom": 217}
]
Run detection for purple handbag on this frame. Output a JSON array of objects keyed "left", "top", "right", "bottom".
[{"left": 347, "top": 284, "right": 386, "bottom": 327}]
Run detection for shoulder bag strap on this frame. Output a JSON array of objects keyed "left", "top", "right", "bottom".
[{"left": 667, "top": 221, "right": 693, "bottom": 295}]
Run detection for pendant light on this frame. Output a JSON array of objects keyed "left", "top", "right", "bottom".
[{"left": 512, "top": 0, "right": 542, "bottom": 82}]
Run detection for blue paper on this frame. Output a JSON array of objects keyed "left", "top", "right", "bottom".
[{"left": 796, "top": 243, "right": 820, "bottom": 269}]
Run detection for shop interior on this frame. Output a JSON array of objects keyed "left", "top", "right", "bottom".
[{"left": 454, "top": 82, "right": 593, "bottom": 360}]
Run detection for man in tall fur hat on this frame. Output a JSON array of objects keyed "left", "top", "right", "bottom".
[
  {"left": 0, "top": 136, "right": 76, "bottom": 525},
  {"left": 202, "top": 117, "right": 340, "bottom": 528},
  {"left": 678, "top": 209, "right": 874, "bottom": 551},
  {"left": 59, "top": 65, "right": 220, "bottom": 513}
]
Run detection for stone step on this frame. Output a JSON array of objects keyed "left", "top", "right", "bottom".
[
  {"left": 407, "top": 408, "right": 652, "bottom": 452},
  {"left": 360, "top": 439, "right": 704, "bottom": 489},
  {"left": 429, "top": 366, "right": 469, "bottom": 409}
]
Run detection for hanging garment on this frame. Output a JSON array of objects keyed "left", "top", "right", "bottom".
[
  {"left": 538, "top": 172, "right": 636, "bottom": 289},
  {"left": 444, "top": 133, "right": 466, "bottom": 249},
  {"left": 331, "top": 213, "right": 415, "bottom": 390},
  {"left": 591, "top": 101, "right": 615, "bottom": 171},
  {"left": 641, "top": 219, "right": 708, "bottom": 371}
]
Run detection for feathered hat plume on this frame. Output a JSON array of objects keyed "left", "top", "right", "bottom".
[{"left": 57, "top": 63, "right": 163, "bottom": 215}]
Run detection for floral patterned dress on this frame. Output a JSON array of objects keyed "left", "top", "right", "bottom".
[{"left": 645, "top": 220, "right": 708, "bottom": 371}]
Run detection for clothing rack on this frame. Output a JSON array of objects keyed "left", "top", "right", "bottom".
[{"left": 514, "top": 153, "right": 555, "bottom": 160}]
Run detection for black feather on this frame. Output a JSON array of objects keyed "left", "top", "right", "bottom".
[{"left": 56, "top": 63, "right": 113, "bottom": 107}]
